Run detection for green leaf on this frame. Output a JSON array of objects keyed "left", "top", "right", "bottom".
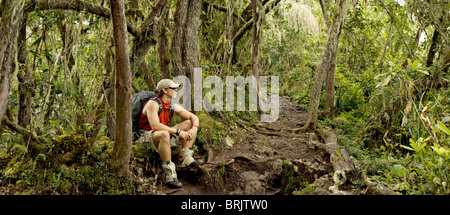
[
  {"left": 394, "top": 164, "right": 407, "bottom": 177},
  {"left": 418, "top": 68, "right": 429, "bottom": 75},
  {"left": 382, "top": 75, "right": 391, "bottom": 87},
  {"left": 391, "top": 62, "right": 402, "bottom": 73},
  {"left": 435, "top": 123, "right": 450, "bottom": 135},
  {"left": 408, "top": 138, "right": 426, "bottom": 152},
  {"left": 393, "top": 164, "right": 404, "bottom": 171},
  {"left": 409, "top": 138, "right": 417, "bottom": 151},
  {"left": 407, "top": 58, "right": 412, "bottom": 67},
  {"left": 400, "top": 144, "right": 414, "bottom": 151},
  {"left": 431, "top": 144, "right": 449, "bottom": 156},
  {"left": 433, "top": 176, "right": 441, "bottom": 185},
  {"left": 32, "top": 37, "right": 42, "bottom": 46},
  {"left": 412, "top": 60, "right": 419, "bottom": 70},
  {"left": 406, "top": 58, "right": 420, "bottom": 70},
  {"left": 374, "top": 73, "right": 386, "bottom": 80},
  {"left": 376, "top": 74, "right": 391, "bottom": 88},
  {"left": 417, "top": 141, "right": 427, "bottom": 152}
]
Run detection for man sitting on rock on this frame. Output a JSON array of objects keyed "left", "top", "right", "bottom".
[{"left": 137, "top": 79, "right": 202, "bottom": 189}]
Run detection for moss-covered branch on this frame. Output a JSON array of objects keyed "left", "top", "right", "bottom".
[{"left": 2, "top": 116, "right": 48, "bottom": 145}]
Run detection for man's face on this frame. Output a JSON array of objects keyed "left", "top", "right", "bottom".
[{"left": 165, "top": 87, "right": 178, "bottom": 99}]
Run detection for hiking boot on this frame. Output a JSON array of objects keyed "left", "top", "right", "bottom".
[
  {"left": 179, "top": 147, "right": 204, "bottom": 168},
  {"left": 162, "top": 161, "right": 182, "bottom": 189}
]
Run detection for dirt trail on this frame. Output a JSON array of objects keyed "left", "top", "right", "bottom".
[{"left": 142, "top": 96, "right": 357, "bottom": 195}]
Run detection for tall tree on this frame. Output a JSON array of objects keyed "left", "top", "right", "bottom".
[
  {"left": 300, "top": 0, "right": 351, "bottom": 131},
  {"left": 0, "top": 0, "right": 25, "bottom": 126},
  {"left": 252, "top": 0, "right": 262, "bottom": 114},
  {"left": 157, "top": 0, "right": 171, "bottom": 79},
  {"left": 110, "top": 0, "right": 132, "bottom": 178},
  {"left": 17, "top": 12, "right": 34, "bottom": 128},
  {"left": 172, "top": 0, "right": 202, "bottom": 79}
]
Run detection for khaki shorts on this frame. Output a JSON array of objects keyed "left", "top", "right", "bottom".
[{"left": 137, "top": 125, "right": 181, "bottom": 153}]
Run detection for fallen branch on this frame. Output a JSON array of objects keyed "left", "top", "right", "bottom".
[
  {"left": 324, "top": 129, "right": 355, "bottom": 173},
  {"left": 2, "top": 116, "right": 48, "bottom": 145},
  {"left": 364, "top": 178, "right": 399, "bottom": 195}
]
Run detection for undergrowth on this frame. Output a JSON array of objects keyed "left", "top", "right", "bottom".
[
  {"left": 0, "top": 108, "right": 250, "bottom": 195},
  {"left": 317, "top": 57, "right": 450, "bottom": 195}
]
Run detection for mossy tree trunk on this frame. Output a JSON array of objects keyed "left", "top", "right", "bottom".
[
  {"left": 252, "top": 0, "right": 262, "bottom": 114},
  {"left": 111, "top": 0, "right": 132, "bottom": 178},
  {"left": 157, "top": 0, "right": 171, "bottom": 79},
  {"left": 301, "top": 0, "right": 351, "bottom": 131},
  {"left": 129, "top": 0, "right": 167, "bottom": 78},
  {"left": 17, "top": 11, "right": 34, "bottom": 128},
  {"left": 171, "top": 0, "right": 201, "bottom": 80},
  {"left": 0, "top": 0, "right": 25, "bottom": 128}
]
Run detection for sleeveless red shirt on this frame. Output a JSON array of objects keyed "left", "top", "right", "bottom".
[{"left": 138, "top": 97, "right": 171, "bottom": 130}]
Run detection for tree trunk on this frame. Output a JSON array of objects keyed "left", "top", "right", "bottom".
[
  {"left": 0, "top": 0, "right": 25, "bottom": 128},
  {"left": 129, "top": 0, "right": 167, "bottom": 77},
  {"left": 300, "top": 0, "right": 350, "bottom": 132},
  {"left": 17, "top": 12, "right": 34, "bottom": 128},
  {"left": 252, "top": 0, "right": 262, "bottom": 114},
  {"left": 184, "top": 0, "right": 201, "bottom": 79},
  {"left": 172, "top": 0, "right": 201, "bottom": 79},
  {"left": 229, "top": 0, "right": 281, "bottom": 68},
  {"left": 323, "top": 0, "right": 351, "bottom": 120},
  {"left": 319, "top": 0, "right": 330, "bottom": 31},
  {"left": 324, "top": 61, "right": 337, "bottom": 119},
  {"left": 139, "top": 62, "right": 157, "bottom": 90},
  {"left": 111, "top": 0, "right": 132, "bottom": 178},
  {"left": 157, "top": 0, "right": 171, "bottom": 79},
  {"left": 426, "top": 28, "right": 440, "bottom": 68},
  {"left": 172, "top": 0, "right": 189, "bottom": 77},
  {"left": 106, "top": 49, "right": 116, "bottom": 140}
]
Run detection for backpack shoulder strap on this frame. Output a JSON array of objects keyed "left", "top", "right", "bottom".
[
  {"left": 151, "top": 97, "right": 174, "bottom": 120},
  {"left": 150, "top": 97, "right": 163, "bottom": 116}
]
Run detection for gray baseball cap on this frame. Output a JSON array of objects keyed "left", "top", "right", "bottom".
[{"left": 156, "top": 79, "right": 181, "bottom": 91}]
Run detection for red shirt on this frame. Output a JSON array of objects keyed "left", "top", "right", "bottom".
[{"left": 138, "top": 97, "right": 171, "bottom": 131}]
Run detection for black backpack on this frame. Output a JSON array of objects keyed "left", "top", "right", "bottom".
[{"left": 132, "top": 91, "right": 174, "bottom": 140}]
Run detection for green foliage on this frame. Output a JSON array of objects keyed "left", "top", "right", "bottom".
[
  {"left": 0, "top": 133, "right": 136, "bottom": 194},
  {"left": 384, "top": 136, "right": 449, "bottom": 194}
]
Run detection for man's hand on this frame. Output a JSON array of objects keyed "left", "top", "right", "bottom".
[
  {"left": 179, "top": 130, "right": 193, "bottom": 141},
  {"left": 188, "top": 127, "right": 197, "bottom": 137}
]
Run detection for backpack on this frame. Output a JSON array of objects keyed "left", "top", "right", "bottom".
[{"left": 132, "top": 91, "right": 174, "bottom": 140}]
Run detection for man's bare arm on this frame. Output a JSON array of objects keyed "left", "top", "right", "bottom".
[{"left": 174, "top": 104, "right": 199, "bottom": 128}]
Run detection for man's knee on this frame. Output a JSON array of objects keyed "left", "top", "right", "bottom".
[
  {"left": 185, "top": 119, "right": 193, "bottom": 126},
  {"left": 154, "top": 130, "right": 170, "bottom": 147},
  {"left": 159, "top": 130, "right": 170, "bottom": 142}
]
